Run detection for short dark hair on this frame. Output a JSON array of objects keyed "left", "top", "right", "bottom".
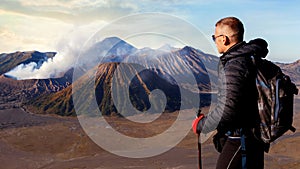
[{"left": 215, "top": 17, "right": 244, "bottom": 42}]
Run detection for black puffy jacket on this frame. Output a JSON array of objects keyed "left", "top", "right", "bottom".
[{"left": 200, "top": 39, "right": 269, "bottom": 134}]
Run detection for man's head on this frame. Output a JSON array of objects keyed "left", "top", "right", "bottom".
[{"left": 213, "top": 17, "right": 244, "bottom": 54}]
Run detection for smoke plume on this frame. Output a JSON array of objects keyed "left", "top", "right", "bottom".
[{"left": 5, "top": 24, "right": 102, "bottom": 80}]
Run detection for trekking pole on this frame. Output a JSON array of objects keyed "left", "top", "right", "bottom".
[
  {"left": 196, "top": 109, "right": 202, "bottom": 169},
  {"left": 197, "top": 134, "right": 202, "bottom": 169}
]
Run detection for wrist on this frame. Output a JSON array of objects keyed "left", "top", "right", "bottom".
[{"left": 192, "top": 114, "right": 204, "bottom": 134}]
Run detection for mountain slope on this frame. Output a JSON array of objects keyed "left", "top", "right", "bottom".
[
  {"left": 25, "top": 44, "right": 218, "bottom": 116},
  {"left": 0, "top": 69, "right": 72, "bottom": 110},
  {"left": 4, "top": 37, "right": 299, "bottom": 117},
  {"left": 25, "top": 56, "right": 300, "bottom": 117},
  {"left": 277, "top": 59, "right": 300, "bottom": 86},
  {"left": 0, "top": 51, "right": 56, "bottom": 75}
]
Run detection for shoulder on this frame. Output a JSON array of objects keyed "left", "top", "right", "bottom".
[
  {"left": 224, "top": 55, "right": 251, "bottom": 71},
  {"left": 223, "top": 55, "right": 255, "bottom": 79}
]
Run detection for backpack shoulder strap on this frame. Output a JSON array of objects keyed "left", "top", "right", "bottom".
[{"left": 240, "top": 129, "right": 247, "bottom": 169}]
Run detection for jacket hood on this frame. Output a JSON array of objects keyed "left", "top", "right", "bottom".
[{"left": 221, "top": 38, "right": 269, "bottom": 63}]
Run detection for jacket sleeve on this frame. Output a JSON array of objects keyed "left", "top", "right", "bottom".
[{"left": 200, "top": 58, "right": 251, "bottom": 134}]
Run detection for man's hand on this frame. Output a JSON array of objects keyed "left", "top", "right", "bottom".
[{"left": 192, "top": 113, "right": 204, "bottom": 134}]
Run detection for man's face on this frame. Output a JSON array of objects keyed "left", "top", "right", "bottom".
[{"left": 214, "top": 26, "right": 225, "bottom": 54}]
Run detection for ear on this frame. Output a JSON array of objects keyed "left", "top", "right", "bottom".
[{"left": 224, "top": 36, "right": 230, "bottom": 45}]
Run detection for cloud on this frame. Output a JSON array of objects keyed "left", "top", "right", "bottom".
[
  {"left": 1, "top": 0, "right": 299, "bottom": 65},
  {"left": 0, "top": 0, "right": 208, "bottom": 24},
  {"left": 20, "top": 0, "right": 111, "bottom": 9},
  {"left": 0, "top": 13, "right": 71, "bottom": 52},
  {"left": 0, "top": 0, "right": 205, "bottom": 54},
  {"left": 0, "top": 0, "right": 139, "bottom": 24},
  {"left": 0, "top": 0, "right": 216, "bottom": 79}
]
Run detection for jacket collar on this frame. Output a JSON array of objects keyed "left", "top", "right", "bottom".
[
  {"left": 219, "top": 38, "right": 269, "bottom": 65},
  {"left": 220, "top": 41, "right": 246, "bottom": 63}
]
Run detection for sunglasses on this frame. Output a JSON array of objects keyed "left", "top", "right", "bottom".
[{"left": 212, "top": 34, "right": 225, "bottom": 42}]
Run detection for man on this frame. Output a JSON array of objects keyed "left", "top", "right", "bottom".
[{"left": 192, "top": 17, "right": 268, "bottom": 169}]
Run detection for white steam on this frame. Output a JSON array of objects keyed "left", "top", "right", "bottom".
[{"left": 5, "top": 22, "right": 105, "bottom": 80}]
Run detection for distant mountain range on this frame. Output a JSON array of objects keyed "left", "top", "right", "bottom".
[
  {"left": 277, "top": 60, "right": 300, "bottom": 86},
  {"left": 25, "top": 37, "right": 219, "bottom": 116},
  {"left": 0, "top": 37, "right": 299, "bottom": 116}
]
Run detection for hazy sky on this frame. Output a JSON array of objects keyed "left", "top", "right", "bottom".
[{"left": 0, "top": 0, "right": 299, "bottom": 63}]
